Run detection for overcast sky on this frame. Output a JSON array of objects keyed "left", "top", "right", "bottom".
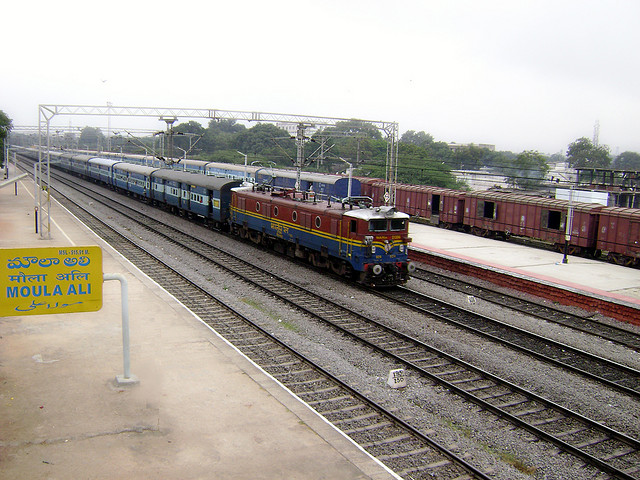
[{"left": 2, "top": 0, "right": 639, "bottom": 155}]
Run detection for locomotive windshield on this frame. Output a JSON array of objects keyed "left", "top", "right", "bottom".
[
  {"left": 369, "top": 218, "right": 408, "bottom": 232},
  {"left": 390, "top": 219, "right": 407, "bottom": 231},
  {"left": 369, "top": 219, "right": 388, "bottom": 232}
]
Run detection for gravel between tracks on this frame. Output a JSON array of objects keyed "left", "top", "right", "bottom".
[{"left": 84, "top": 192, "right": 640, "bottom": 480}]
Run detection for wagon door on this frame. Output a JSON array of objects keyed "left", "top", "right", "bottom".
[
  {"left": 630, "top": 221, "right": 640, "bottom": 255},
  {"left": 181, "top": 183, "right": 190, "bottom": 210}
]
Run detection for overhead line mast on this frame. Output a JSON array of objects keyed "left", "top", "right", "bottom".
[{"left": 37, "top": 104, "right": 399, "bottom": 238}]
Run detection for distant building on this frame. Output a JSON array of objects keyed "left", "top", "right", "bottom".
[{"left": 447, "top": 142, "right": 496, "bottom": 152}]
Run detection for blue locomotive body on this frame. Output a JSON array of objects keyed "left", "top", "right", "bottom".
[{"left": 230, "top": 186, "right": 413, "bottom": 286}]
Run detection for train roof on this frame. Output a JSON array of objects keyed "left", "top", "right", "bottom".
[
  {"left": 175, "top": 159, "right": 209, "bottom": 168},
  {"left": 204, "top": 161, "right": 262, "bottom": 174},
  {"left": 113, "top": 163, "right": 159, "bottom": 175},
  {"left": 234, "top": 187, "right": 407, "bottom": 219},
  {"left": 344, "top": 205, "right": 410, "bottom": 221},
  {"left": 467, "top": 190, "right": 605, "bottom": 210},
  {"left": 258, "top": 169, "right": 348, "bottom": 184},
  {"left": 69, "top": 154, "right": 94, "bottom": 162},
  {"left": 152, "top": 169, "right": 242, "bottom": 189},
  {"left": 89, "top": 157, "right": 122, "bottom": 167}
]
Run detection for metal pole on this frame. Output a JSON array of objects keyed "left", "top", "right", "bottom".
[
  {"left": 562, "top": 186, "right": 574, "bottom": 264},
  {"left": 237, "top": 151, "right": 247, "bottom": 183},
  {"left": 295, "top": 124, "right": 305, "bottom": 191},
  {"left": 33, "top": 164, "right": 38, "bottom": 233},
  {"left": 104, "top": 273, "right": 139, "bottom": 385},
  {"left": 37, "top": 109, "right": 43, "bottom": 237},
  {"left": 46, "top": 121, "right": 51, "bottom": 239}
]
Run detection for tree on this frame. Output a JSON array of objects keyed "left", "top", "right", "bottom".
[
  {"left": 0, "top": 110, "right": 13, "bottom": 166},
  {"left": 319, "top": 119, "right": 382, "bottom": 140},
  {"left": 173, "top": 121, "right": 206, "bottom": 153},
  {"left": 613, "top": 151, "right": 640, "bottom": 171},
  {"left": 201, "top": 119, "right": 246, "bottom": 152},
  {"left": 79, "top": 127, "right": 104, "bottom": 151},
  {"left": 234, "top": 123, "right": 293, "bottom": 166},
  {"left": 452, "top": 145, "right": 487, "bottom": 170},
  {"left": 400, "top": 130, "right": 434, "bottom": 148},
  {"left": 504, "top": 150, "right": 550, "bottom": 190},
  {"left": 566, "top": 137, "right": 611, "bottom": 169}
]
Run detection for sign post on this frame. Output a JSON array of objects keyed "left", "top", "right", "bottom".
[{"left": 1, "top": 246, "right": 138, "bottom": 385}]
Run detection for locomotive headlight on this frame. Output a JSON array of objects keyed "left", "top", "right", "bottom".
[{"left": 372, "top": 264, "right": 383, "bottom": 276}]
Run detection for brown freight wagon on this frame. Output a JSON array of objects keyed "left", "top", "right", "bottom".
[
  {"left": 372, "top": 182, "right": 466, "bottom": 228},
  {"left": 597, "top": 207, "right": 640, "bottom": 266},
  {"left": 463, "top": 191, "right": 603, "bottom": 255}
]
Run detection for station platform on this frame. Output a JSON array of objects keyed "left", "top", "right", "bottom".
[
  {"left": 0, "top": 178, "right": 399, "bottom": 479},
  {"left": 409, "top": 222, "right": 640, "bottom": 324}
]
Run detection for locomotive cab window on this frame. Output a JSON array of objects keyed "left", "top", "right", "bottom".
[
  {"left": 350, "top": 219, "right": 357, "bottom": 233},
  {"left": 390, "top": 219, "right": 406, "bottom": 231},
  {"left": 369, "top": 219, "right": 387, "bottom": 232}
]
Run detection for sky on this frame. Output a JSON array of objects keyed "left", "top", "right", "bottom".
[{"left": 2, "top": 0, "right": 639, "bottom": 155}]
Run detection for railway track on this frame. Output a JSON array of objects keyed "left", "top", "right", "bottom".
[
  {"left": 17, "top": 159, "right": 490, "bottom": 479},
  {"left": 412, "top": 267, "right": 640, "bottom": 352},
  {"left": 372, "top": 286, "right": 640, "bottom": 398},
  {"left": 30, "top": 162, "right": 640, "bottom": 479}
]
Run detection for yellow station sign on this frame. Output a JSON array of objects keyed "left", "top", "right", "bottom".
[{"left": 1, "top": 246, "right": 103, "bottom": 316}]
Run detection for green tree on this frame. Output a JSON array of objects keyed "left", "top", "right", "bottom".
[
  {"left": 504, "top": 150, "right": 550, "bottom": 190},
  {"left": 357, "top": 143, "right": 461, "bottom": 188},
  {"left": 400, "top": 130, "right": 434, "bottom": 148},
  {"left": 173, "top": 121, "right": 206, "bottom": 154},
  {"left": 234, "top": 123, "right": 293, "bottom": 166},
  {"left": 319, "top": 119, "right": 383, "bottom": 140},
  {"left": 613, "top": 151, "right": 640, "bottom": 170},
  {"left": 566, "top": 137, "right": 611, "bottom": 168},
  {"left": 79, "top": 127, "right": 104, "bottom": 151},
  {"left": 201, "top": 119, "right": 246, "bottom": 153},
  {"left": 452, "top": 145, "right": 487, "bottom": 170},
  {"left": 0, "top": 110, "right": 13, "bottom": 166}
]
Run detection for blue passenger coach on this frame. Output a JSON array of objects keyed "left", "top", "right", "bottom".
[
  {"left": 113, "top": 163, "right": 159, "bottom": 197},
  {"left": 89, "top": 157, "right": 121, "bottom": 184},
  {"left": 151, "top": 170, "right": 241, "bottom": 224}
]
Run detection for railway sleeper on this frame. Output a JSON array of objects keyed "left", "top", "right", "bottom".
[
  {"left": 400, "top": 459, "right": 455, "bottom": 475},
  {"left": 332, "top": 412, "right": 380, "bottom": 426},
  {"left": 600, "top": 446, "right": 637, "bottom": 461},
  {"left": 572, "top": 435, "right": 611, "bottom": 449},
  {"left": 343, "top": 420, "right": 393, "bottom": 435},
  {"left": 321, "top": 404, "right": 370, "bottom": 416},
  {"left": 306, "top": 394, "right": 354, "bottom": 407},
  {"left": 376, "top": 446, "right": 436, "bottom": 461},
  {"left": 359, "top": 434, "right": 415, "bottom": 449}
]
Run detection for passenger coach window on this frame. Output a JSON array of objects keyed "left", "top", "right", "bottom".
[
  {"left": 390, "top": 219, "right": 406, "bottom": 231},
  {"left": 369, "top": 219, "right": 387, "bottom": 232}
]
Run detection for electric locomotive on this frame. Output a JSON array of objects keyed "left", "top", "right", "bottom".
[{"left": 230, "top": 185, "right": 414, "bottom": 286}]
